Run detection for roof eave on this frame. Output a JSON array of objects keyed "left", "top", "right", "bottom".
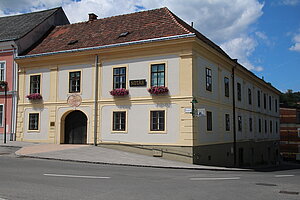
[{"left": 16, "top": 33, "right": 196, "bottom": 59}]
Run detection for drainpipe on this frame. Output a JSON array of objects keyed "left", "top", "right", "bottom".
[
  {"left": 232, "top": 59, "right": 238, "bottom": 166},
  {"left": 11, "top": 45, "right": 18, "bottom": 141},
  {"left": 93, "top": 55, "right": 99, "bottom": 146}
]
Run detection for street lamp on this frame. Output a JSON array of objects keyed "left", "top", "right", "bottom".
[
  {"left": 190, "top": 98, "right": 198, "bottom": 117},
  {"left": 0, "top": 81, "right": 7, "bottom": 144}
]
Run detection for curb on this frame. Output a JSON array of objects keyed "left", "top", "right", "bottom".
[{"left": 15, "top": 153, "right": 251, "bottom": 172}]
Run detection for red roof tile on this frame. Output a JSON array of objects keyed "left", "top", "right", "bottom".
[{"left": 25, "top": 7, "right": 228, "bottom": 58}]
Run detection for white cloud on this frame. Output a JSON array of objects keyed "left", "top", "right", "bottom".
[
  {"left": 221, "top": 36, "right": 263, "bottom": 71},
  {"left": 255, "top": 31, "right": 268, "bottom": 40},
  {"left": 280, "top": 0, "right": 300, "bottom": 6},
  {"left": 0, "top": 0, "right": 265, "bottom": 71},
  {"left": 289, "top": 32, "right": 300, "bottom": 52}
]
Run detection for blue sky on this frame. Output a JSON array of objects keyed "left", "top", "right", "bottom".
[
  {"left": 251, "top": 1, "right": 300, "bottom": 92},
  {"left": 0, "top": 0, "right": 299, "bottom": 92}
]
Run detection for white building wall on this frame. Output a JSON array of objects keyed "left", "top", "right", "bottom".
[
  {"left": 25, "top": 68, "right": 50, "bottom": 102},
  {"left": 23, "top": 107, "right": 49, "bottom": 140},
  {"left": 58, "top": 64, "right": 93, "bottom": 101},
  {"left": 101, "top": 55, "right": 180, "bottom": 99},
  {"left": 101, "top": 103, "right": 179, "bottom": 144},
  {"left": 196, "top": 56, "right": 219, "bottom": 101}
]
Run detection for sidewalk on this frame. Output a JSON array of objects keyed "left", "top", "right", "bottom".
[{"left": 0, "top": 140, "right": 248, "bottom": 171}]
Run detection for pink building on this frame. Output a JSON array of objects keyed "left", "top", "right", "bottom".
[{"left": 0, "top": 7, "right": 69, "bottom": 142}]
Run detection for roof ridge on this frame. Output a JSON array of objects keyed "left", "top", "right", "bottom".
[
  {"left": 163, "top": 7, "right": 191, "bottom": 34},
  {"left": 95, "top": 7, "right": 166, "bottom": 21},
  {"left": 54, "top": 7, "right": 169, "bottom": 28},
  {"left": 0, "top": 7, "right": 61, "bottom": 19}
]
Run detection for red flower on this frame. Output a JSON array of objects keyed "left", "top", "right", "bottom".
[
  {"left": 26, "top": 93, "right": 43, "bottom": 100},
  {"left": 110, "top": 88, "right": 129, "bottom": 96},
  {"left": 147, "top": 86, "right": 169, "bottom": 95}
]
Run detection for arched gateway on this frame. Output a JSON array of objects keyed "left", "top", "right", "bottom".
[{"left": 64, "top": 110, "right": 87, "bottom": 144}]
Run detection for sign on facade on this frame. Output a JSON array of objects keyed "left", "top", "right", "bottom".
[
  {"left": 184, "top": 108, "right": 192, "bottom": 113},
  {"left": 129, "top": 79, "right": 147, "bottom": 87},
  {"left": 195, "top": 108, "right": 206, "bottom": 117}
]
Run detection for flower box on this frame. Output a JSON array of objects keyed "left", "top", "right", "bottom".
[
  {"left": 147, "top": 86, "right": 169, "bottom": 95},
  {"left": 26, "top": 93, "right": 43, "bottom": 100},
  {"left": 110, "top": 88, "right": 129, "bottom": 96}
]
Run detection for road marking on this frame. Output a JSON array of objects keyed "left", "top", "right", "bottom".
[
  {"left": 44, "top": 173, "right": 111, "bottom": 179},
  {"left": 275, "top": 175, "right": 295, "bottom": 178},
  {"left": 190, "top": 177, "right": 240, "bottom": 181}
]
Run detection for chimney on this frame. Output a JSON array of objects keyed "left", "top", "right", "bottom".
[{"left": 88, "top": 13, "right": 98, "bottom": 21}]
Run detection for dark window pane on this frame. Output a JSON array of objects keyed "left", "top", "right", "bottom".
[
  {"left": 69, "top": 71, "right": 81, "bottom": 93},
  {"left": 151, "top": 64, "right": 165, "bottom": 87},
  {"left": 150, "top": 111, "right": 165, "bottom": 131},
  {"left": 113, "top": 111, "right": 126, "bottom": 131},
  {"left": 113, "top": 67, "right": 126, "bottom": 89},
  {"left": 207, "top": 111, "right": 212, "bottom": 131}
]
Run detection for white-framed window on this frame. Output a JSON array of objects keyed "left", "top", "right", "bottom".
[
  {"left": 150, "top": 110, "right": 165, "bottom": 131},
  {"left": 0, "top": 104, "right": 3, "bottom": 127},
  {"left": 206, "top": 68, "right": 212, "bottom": 91},
  {"left": 0, "top": 61, "right": 5, "bottom": 81},
  {"left": 69, "top": 71, "right": 81, "bottom": 93},
  {"left": 30, "top": 75, "right": 41, "bottom": 94},
  {"left": 28, "top": 113, "right": 39, "bottom": 130},
  {"left": 112, "top": 111, "right": 126, "bottom": 131}
]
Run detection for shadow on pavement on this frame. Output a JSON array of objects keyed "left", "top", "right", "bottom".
[{"left": 253, "top": 161, "right": 300, "bottom": 172}]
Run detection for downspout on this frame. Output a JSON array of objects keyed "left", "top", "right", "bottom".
[
  {"left": 11, "top": 45, "right": 18, "bottom": 141},
  {"left": 232, "top": 59, "right": 237, "bottom": 166},
  {"left": 93, "top": 55, "right": 99, "bottom": 146}
]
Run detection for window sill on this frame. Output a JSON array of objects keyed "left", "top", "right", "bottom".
[{"left": 148, "top": 131, "right": 167, "bottom": 134}]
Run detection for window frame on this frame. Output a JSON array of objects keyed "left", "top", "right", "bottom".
[
  {"left": 257, "top": 90, "right": 261, "bottom": 108},
  {"left": 248, "top": 88, "right": 252, "bottom": 105},
  {"left": 0, "top": 61, "right": 6, "bottom": 81},
  {"left": 264, "top": 93, "right": 267, "bottom": 109},
  {"left": 112, "top": 110, "right": 127, "bottom": 133},
  {"left": 28, "top": 112, "right": 40, "bottom": 131},
  {"left": 225, "top": 113, "right": 230, "bottom": 131},
  {"left": 113, "top": 66, "right": 127, "bottom": 89},
  {"left": 207, "top": 111, "right": 212, "bottom": 131},
  {"left": 238, "top": 116, "right": 242, "bottom": 132},
  {"left": 259, "top": 118, "right": 262, "bottom": 133},
  {"left": 150, "top": 63, "right": 166, "bottom": 87},
  {"left": 69, "top": 71, "right": 81, "bottom": 93},
  {"left": 269, "top": 96, "right": 272, "bottom": 111},
  {"left": 29, "top": 74, "right": 41, "bottom": 94},
  {"left": 224, "top": 77, "right": 229, "bottom": 97},
  {"left": 149, "top": 110, "right": 166, "bottom": 133},
  {"left": 0, "top": 104, "right": 3, "bottom": 127},
  {"left": 264, "top": 119, "right": 267, "bottom": 133},
  {"left": 205, "top": 68, "right": 212, "bottom": 92},
  {"left": 237, "top": 82, "right": 241, "bottom": 101},
  {"left": 249, "top": 117, "right": 253, "bottom": 132}
]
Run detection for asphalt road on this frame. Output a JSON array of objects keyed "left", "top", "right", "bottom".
[{"left": 0, "top": 150, "right": 299, "bottom": 200}]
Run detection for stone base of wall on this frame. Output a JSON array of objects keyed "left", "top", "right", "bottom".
[
  {"left": 193, "top": 140, "right": 279, "bottom": 167},
  {"left": 99, "top": 140, "right": 279, "bottom": 167}
]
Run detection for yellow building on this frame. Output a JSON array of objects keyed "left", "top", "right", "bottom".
[{"left": 16, "top": 8, "right": 280, "bottom": 167}]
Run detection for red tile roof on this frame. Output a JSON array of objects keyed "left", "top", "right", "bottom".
[{"left": 25, "top": 7, "right": 228, "bottom": 58}]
